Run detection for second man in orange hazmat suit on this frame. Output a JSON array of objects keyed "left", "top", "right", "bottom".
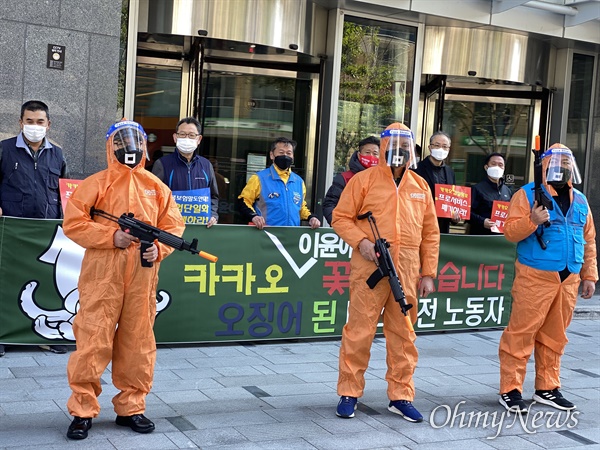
[{"left": 332, "top": 123, "right": 440, "bottom": 422}]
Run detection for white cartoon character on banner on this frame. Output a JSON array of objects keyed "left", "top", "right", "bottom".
[{"left": 19, "top": 225, "right": 171, "bottom": 341}]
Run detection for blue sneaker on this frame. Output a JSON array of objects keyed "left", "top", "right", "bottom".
[
  {"left": 336, "top": 396, "right": 357, "bottom": 418},
  {"left": 388, "top": 400, "right": 423, "bottom": 422}
]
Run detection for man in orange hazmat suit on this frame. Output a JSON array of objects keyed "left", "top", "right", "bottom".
[
  {"left": 332, "top": 123, "right": 440, "bottom": 422},
  {"left": 498, "top": 143, "right": 597, "bottom": 413},
  {"left": 62, "top": 120, "right": 185, "bottom": 440}
]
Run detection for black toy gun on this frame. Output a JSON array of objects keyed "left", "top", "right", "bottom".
[
  {"left": 532, "top": 135, "right": 553, "bottom": 250},
  {"left": 90, "top": 207, "right": 218, "bottom": 267},
  {"left": 358, "top": 211, "right": 414, "bottom": 332}
]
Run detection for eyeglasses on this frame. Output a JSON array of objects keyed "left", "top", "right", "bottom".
[
  {"left": 430, "top": 144, "right": 450, "bottom": 150},
  {"left": 176, "top": 132, "right": 200, "bottom": 139}
]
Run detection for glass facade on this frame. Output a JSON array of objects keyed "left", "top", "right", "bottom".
[
  {"left": 200, "top": 72, "right": 313, "bottom": 224},
  {"left": 133, "top": 66, "right": 183, "bottom": 170},
  {"left": 442, "top": 98, "right": 533, "bottom": 188},
  {"left": 334, "top": 17, "right": 417, "bottom": 175},
  {"left": 566, "top": 53, "right": 595, "bottom": 186}
]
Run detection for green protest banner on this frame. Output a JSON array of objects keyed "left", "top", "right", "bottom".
[{"left": 0, "top": 217, "right": 515, "bottom": 345}]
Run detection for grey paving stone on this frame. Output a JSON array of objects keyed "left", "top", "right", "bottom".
[
  {"left": 0, "top": 367, "right": 15, "bottom": 379},
  {"left": 153, "top": 389, "right": 211, "bottom": 404},
  {"left": 0, "top": 399, "right": 61, "bottom": 415},
  {"left": 304, "top": 429, "right": 413, "bottom": 450},
  {"left": 184, "top": 410, "right": 278, "bottom": 430},
  {"left": 235, "top": 421, "right": 332, "bottom": 442},
  {"left": 200, "top": 386, "right": 265, "bottom": 401},
  {"left": 263, "top": 405, "right": 327, "bottom": 422},
  {"left": 0, "top": 356, "right": 39, "bottom": 368},
  {"left": 520, "top": 429, "right": 596, "bottom": 448},
  {"left": 212, "top": 373, "right": 304, "bottom": 388},
  {"left": 0, "top": 427, "right": 68, "bottom": 448},
  {"left": 108, "top": 432, "right": 180, "bottom": 449},
  {"left": 163, "top": 430, "right": 201, "bottom": 448},
  {"left": 483, "top": 435, "right": 547, "bottom": 449},
  {"left": 260, "top": 362, "right": 335, "bottom": 374},
  {"left": 250, "top": 364, "right": 279, "bottom": 375},
  {"left": 171, "top": 367, "right": 223, "bottom": 379},
  {"left": 182, "top": 427, "right": 250, "bottom": 447},
  {"left": 152, "top": 369, "right": 184, "bottom": 381},
  {"left": 261, "top": 382, "right": 335, "bottom": 396},
  {"left": 152, "top": 378, "right": 223, "bottom": 392},
  {"left": 10, "top": 361, "right": 67, "bottom": 378},
  {"left": 212, "top": 365, "right": 265, "bottom": 376},
  {"left": 404, "top": 438, "right": 497, "bottom": 449},
  {"left": 259, "top": 391, "right": 340, "bottom": 409},
  {"left": 169, "top": 397, "right": 272, "bottom": 416},
  {"left": 208, "top": 438, "right": 319, "bottom": 449},
  {"left": 0, "top": 317, "right": 597, "bottom": 450},
  {"left": 154, "top": 359, "right": 198, "bottom": 370},
  {"left": 293, "top": 370, "right": 340, "bottom": 384}
]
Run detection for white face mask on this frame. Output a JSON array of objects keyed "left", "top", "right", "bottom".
[
  {"left": 177, "top": 138, "right": 198, "bottom": 154},
  {"left": 430, "top": 148, "right": 449, "bottom": 161},
  {"left": 22, "top": 125, "right": 47, "bottom": 143},
  {"left": 486, "top": 166, "right": 504, "bottom": 179}
]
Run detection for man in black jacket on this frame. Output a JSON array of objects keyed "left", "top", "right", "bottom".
[
  {"left": 323, "top": 136, "right": 379, "bottom": 225},
  {"left": 468, "top": 153, "right": 513, "bottom": 235},
  {"left": 0, "top": 100, "right": 70, "bottom": 356},
  {"left": 413, "top": 131, "right": 460, "bottom": 233}
]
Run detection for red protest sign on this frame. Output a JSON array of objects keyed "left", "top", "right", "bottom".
[
  {"left": 434, "top": 184, "right": 471, "bottom": 220},
  {"left": 490, "top": 200, "right": 510, "bottom": 233},
  {"left": 59, "top": 179, "right": 82, "bottom": 214}
]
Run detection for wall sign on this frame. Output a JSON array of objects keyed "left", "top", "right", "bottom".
[{"left": 47, "top": 44, "right": 65, "bottom": 70}]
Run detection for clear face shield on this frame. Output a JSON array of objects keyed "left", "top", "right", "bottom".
[
  {"left": 381, "top": 129, "right": 417, "bottom": 169},
  {"left": 542, "top": 147, "right": 582, "bottom": 186},
  {"left": 107, "top": 121, "right": 148, "bottom": 168}
]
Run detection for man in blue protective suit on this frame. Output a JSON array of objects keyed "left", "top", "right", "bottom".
[{"left": 498, "top": 143, "right": 597, "bottom": 413}]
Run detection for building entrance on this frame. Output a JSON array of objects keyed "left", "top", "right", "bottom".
[
  {"left": 419, "top": 75, "right": 551, "bottom": 190},
  {"left": 134, "top": 33, "right": 321, "bottom": 224}
]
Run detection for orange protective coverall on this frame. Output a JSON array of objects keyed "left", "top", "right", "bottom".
[
  {"left": 332, "top": 123, "right": 440, "bottom": 401},
  {"left": 63, "top": 137, "right": 185, "bottom": 418},
  {"left": 499, "top": 145, "right": 597, "bottom": 394}
]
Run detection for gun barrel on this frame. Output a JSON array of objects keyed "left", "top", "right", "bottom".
[{"left": 198, "top": 251, "right": 218, "bottom": 262}]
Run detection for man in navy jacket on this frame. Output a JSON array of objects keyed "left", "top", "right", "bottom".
[
  {"left": 0, "top": 100, "right": 70, "bottom": 356},
  {"left": 152, "top": 117, "right": 219, "bottom": 227}
]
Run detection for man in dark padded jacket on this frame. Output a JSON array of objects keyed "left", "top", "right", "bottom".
[
  {"left": 322, "top": 136, "right": 379, "bottom": 225},
  {"left": 413, "top": 131, "right": 460, "bottom": 233}
]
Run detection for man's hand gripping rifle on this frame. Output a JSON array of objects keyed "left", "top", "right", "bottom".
[
  {"left": 90, "top": 207, "right": 218, "bottom": 268},
  {"left": 358, "top": 211, "right": 414, "bottom": 332},
  {"left": 532, "top": 135, "right": 553, "bottom": 250}
]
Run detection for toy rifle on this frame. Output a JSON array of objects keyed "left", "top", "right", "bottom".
[
  {"left": 532, "top": 135, "right": 553, "bottom": 250},
  {"left": 90, "top": 207, "right": 218, "bottom": 267},
  {"left": 358, "top": 211, "right": 414, "bottom": 332}
]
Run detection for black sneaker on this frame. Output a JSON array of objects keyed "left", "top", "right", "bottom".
[
  {"left": 0, "top": 345, "right": 5, "bottom": 357},
  {"left": 499, "top": 389, "right": 528, "bottom": 413},
  {"left": 533, "top": 389, "right": 576, "bottom": 411}
]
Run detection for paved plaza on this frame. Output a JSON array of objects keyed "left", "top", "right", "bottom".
[{"left": 0, "top": 296, "right": 598, "bottom": 449}]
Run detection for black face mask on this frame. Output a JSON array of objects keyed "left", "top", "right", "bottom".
[
  {"left": 386, "top": 150, "right": 410, "bottom": 167},
  {"left": 548, "top": 167, "right": 572, "bottom": 188},
  {"left": 114, "top": 146, "right": 143, "bottom": 168},
  {"left": 274, "top": 155, "right": 293, "bottom": 170}
]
